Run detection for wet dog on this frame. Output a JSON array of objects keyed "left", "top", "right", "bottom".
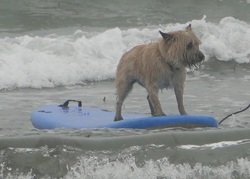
[{"left": 114, "top": 24, "right": 204, "bottom": 121}]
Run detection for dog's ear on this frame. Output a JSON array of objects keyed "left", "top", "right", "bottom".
[
  {"left": 159, "top": 31, "right": 174, "bottom": 41},
  {"left": 186, "top": 24, "right": 192, "bottom": 32}
]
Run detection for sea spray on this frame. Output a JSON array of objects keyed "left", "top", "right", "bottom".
[{"left": 0, "top": 17, "right": 250, "bottom": 90}]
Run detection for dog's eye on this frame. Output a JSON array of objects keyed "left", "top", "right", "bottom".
[{"left": 187, "top": 42, "right": 193, "bottom": 49}]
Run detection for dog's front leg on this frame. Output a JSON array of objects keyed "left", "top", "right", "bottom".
[
  {"left": 147, "top": 95, "right": 155, "bottom": 116},
  {"left": 174, "top": 86, "right": 187, "bottom": 115},
  {"left": 147, "top": 87, "right": 166, "bottom": 116}
]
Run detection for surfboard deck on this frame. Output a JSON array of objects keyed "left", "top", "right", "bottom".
[{"left": 31, "top": 102, "right": 218, "bottom": 129}]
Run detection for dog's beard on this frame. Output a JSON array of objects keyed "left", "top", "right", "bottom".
[
  {"left": 186, "top": 62, "right": 204, "bottom": 74},
  {"left": 188, "top": 61, "right": 202, "bottom": 69}
]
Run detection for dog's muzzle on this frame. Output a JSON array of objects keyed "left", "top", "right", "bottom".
[{"left": 198, "top": 51, "right": 205, "bottom": 62}]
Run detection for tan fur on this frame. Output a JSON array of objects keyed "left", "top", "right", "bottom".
[{"left": 114, "top": 24, "right": 204, "bottom": 121}]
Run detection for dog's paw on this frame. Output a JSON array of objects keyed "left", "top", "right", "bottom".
[
  {"left": 153, "top": 113, "right": 166, "bottom": 117},
  {"left": 114, "top": 116, "right": 123, "bottom": 121}
]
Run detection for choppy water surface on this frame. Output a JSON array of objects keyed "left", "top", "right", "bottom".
[{"left": 0, "top": 0, "right": 250, "bottom": 178}]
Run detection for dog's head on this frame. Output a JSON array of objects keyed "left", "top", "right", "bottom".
[{"left": 159, "top": 24, "right": 204, "bottom": 68}]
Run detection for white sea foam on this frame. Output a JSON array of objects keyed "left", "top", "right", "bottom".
[
  {"left": 0, "top": 16, "right": 249, "bottom": 89},
  {"left": 3, "top": 157, "right": 250, "bottom": 179},
  {"left": 178, "top": 139, "right": 250, "bottom": 150},
  {"left": 66, "top": 157, "right": 250, "bottom": 179}
]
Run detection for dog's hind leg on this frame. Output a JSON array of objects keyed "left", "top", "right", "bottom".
[
  {"left": 147, "top": 95, "right": 155, "bottom": 116},
  {"left": 114, "top": 81, "right": 134, "bottom": 121}
]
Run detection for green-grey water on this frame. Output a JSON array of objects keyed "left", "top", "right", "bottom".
[{"left": 0, "top": 0, "right": 250, "bottom": 178}]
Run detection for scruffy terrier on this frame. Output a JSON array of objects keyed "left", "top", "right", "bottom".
[{"left": 114, "top": 24, "right": 204, "bottom": 121}]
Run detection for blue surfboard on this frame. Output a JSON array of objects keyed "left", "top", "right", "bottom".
[{"left": 31, "top": 100, "right": 218, "bottom": 129}]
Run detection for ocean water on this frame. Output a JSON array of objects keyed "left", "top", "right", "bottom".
[{"left": 0, "top": 0, "right": 250, "bottom": 178}]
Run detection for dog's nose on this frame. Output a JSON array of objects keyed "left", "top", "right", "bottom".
[{"left": 198, "top": 52, "right": 205, "bottom": 61}]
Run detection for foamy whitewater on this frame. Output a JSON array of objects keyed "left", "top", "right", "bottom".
[
  {"left": 0, "top": 0, "right": 250, "bottom": 178},
  {"left": 0, "top": 16, "right": 250, "bottom": 90}
]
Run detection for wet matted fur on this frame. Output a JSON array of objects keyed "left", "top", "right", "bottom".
[{"left": 114, "top": 24, "right": 204, "bottom": 121}]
